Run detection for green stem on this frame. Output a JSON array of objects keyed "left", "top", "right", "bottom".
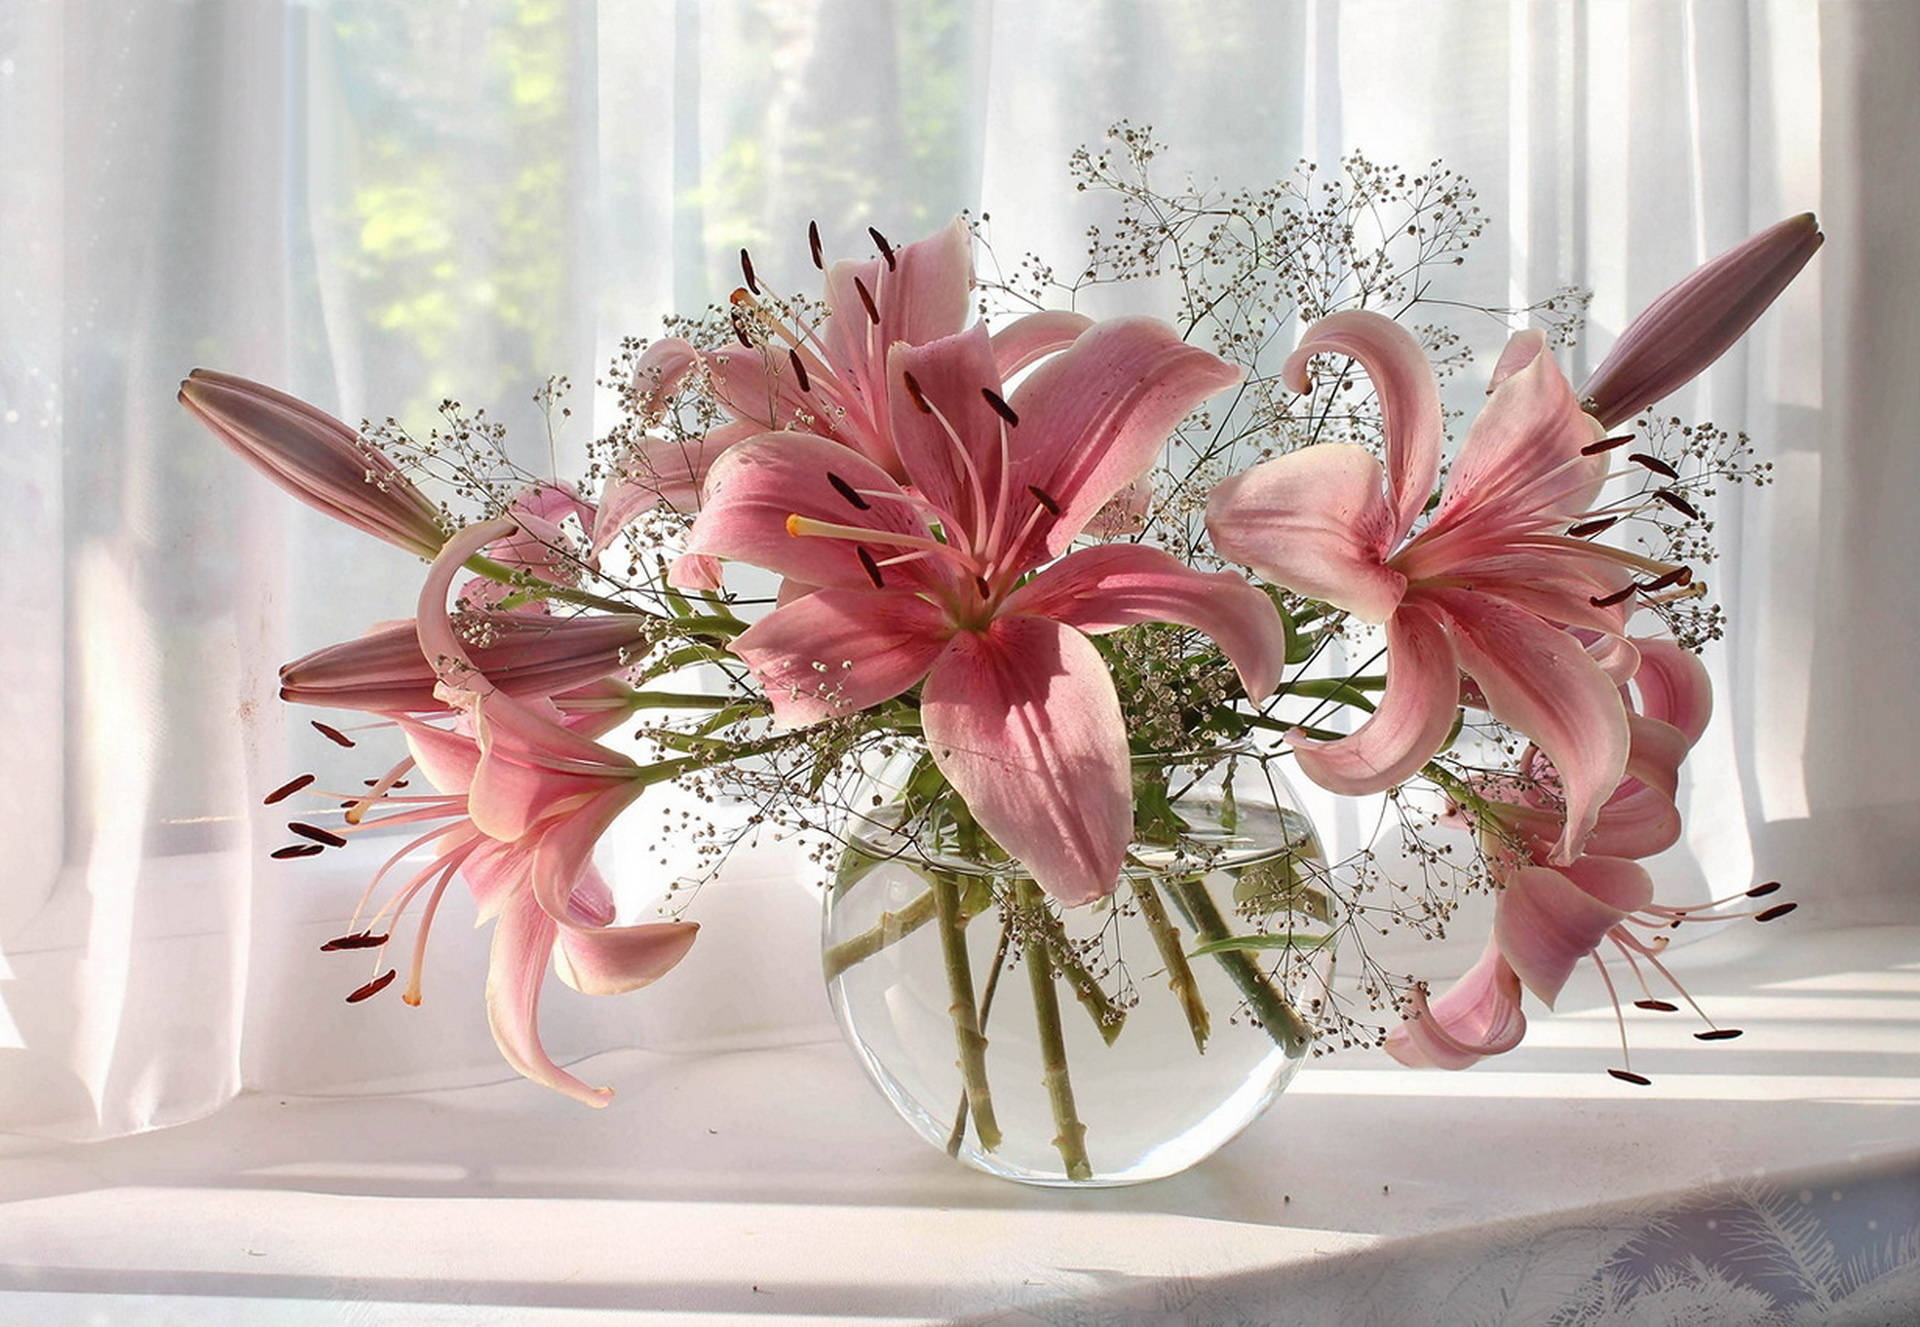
[
  {"left": 1133, "top": 878, "right": 1210, "bottom": 1053},
  {"left": 463, "top": 552, "right": 745, "bottom": 638},
  {"left": 1166, "top": 876, "right": 1313, "bottom": 1055},
  {"left": 1017, "top": 880, "right": 1091, "bottom": 1181},
  {"left": 947, "top": 918, "right": 1012, "bottom": 1156},
  {"left": 821, "top": 888, "right": 939, "bottom": 980},
  {"left": 1026, "top": 894, "right": 1127, "bottom": 1046},
  {"left": 933, "top": 871, "right": 1000, "bottom": 1151}
]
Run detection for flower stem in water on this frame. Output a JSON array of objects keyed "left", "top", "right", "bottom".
[
  {"left": 1133, "top": 877, "right": 1210, "bottom": 1052},
  {"left": 947, "top": 917, "right": 1012, "bottom": 1156},
  {"left": 934, "top": 870, "right": 1001, "bottom": 1151},
  {"left": 822, "top": 887, "right": 939, "bottom": 980},
  {"left": 1017, "top": 880, "right": 1092, "bottom": 1181},
  {"left": 1167, "top": 876, "right": 1313, "bottom": 1054}
]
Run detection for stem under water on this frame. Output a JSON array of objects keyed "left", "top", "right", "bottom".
[
  {"left": 933, "top": 871, "right": 1001, "bottom": 1151},
  {"left": 1017, "top": 879, "right": 1092, "bottom": 1181},
  {"left": 822, "top": 888, "right": 939, "bottom": 980},
  {"left": 1166, "top": 876, "right": 1313, "bottom": 1055},
  {"left": 1134, "top": 877, "right": 1210, "bottom": 1052}
]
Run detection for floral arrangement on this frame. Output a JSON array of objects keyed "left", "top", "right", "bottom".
[{"left": 182, "top": 129, "right": 1818, "bottom": 1171}]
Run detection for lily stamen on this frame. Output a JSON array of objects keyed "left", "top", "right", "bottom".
[{"left": 868, "top": 225, "right": 896, "bottom": 270}]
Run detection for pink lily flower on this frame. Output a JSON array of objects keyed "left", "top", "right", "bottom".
[
  {"left": 593, "top": 220, "right": 1092, "bottom": 577},
  {"left": 685, "top": 317, "right": 1280, "bottom": 905},
  {"left": 278, "top": 613, "right": 654, "bottom": 714},
  {"left": 301, "top": 516, "right": 697, "bottom": 1106},
  {"left": 1206, "top": 310, "right": 1685, "bottom": 863},
  {"left": 179, "top": 369, "right": 447, "bottom": 558},
  {"left": 1580, "top": 213, "right": 1822, "bottom": 430},
  {"left": 1388, "top": 638, "right": 1769, "bottom": 1073}
]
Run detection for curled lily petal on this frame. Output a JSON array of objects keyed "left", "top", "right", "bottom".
[
  {"left": 485, "top": 891, "right": 612, "bottom": 1107},
  {"left": 1287, "top": 599, "right": 1458, "bottom": 794},
  {"left": 990, "top": 309, "right": 1094, "bottom": 378},
  {"left": 1631, "top": 636, "right": 1713, "bottom": 745},
  {"left": 1280, "top": 310, "right": 1442, "bottom": 535},
  {"left": 1384, "top": 941, "right": 1529, "bottom": 1070},
  {"left": 1206, "top": 441, "right": 1407, "bottom": 624},
  {"left": 1494, "top": 855, "right": 1653, "bottom": 1007},
  {"left": 921, "top": 616, "right": 1131, "bottom": 906},
  {"left": 629, "top": 337, "right": 700, "bottom": 423},
  {"left": 1002, "top": 543, "right": 1287, "bottom": 701},
  {"left": 553, "top": 918, "right": 700, "bottom": 997},
  {"left": 823, "top": 215, "right": 974, "bottom": 373},
  {"left": 887, "top": 325, "right": 1009, "bottom": 536}
]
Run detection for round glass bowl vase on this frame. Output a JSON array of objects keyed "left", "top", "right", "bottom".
[{"left": 822, "top": 747, "right": 1333, "bottom": 1187}]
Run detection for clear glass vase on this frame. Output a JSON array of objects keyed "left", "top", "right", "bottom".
[{"left": 822, "top": 746, "right": 1333, "bottom": 1187}]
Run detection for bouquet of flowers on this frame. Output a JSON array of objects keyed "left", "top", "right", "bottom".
[{"left": 182, "top": 129, "right": 1818, "bottom": 1184}]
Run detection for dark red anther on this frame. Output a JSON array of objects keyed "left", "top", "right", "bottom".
[
  {"left": 855, "top": 547, "right": 885, "bottom": 588},
  {"left": 271, "top": 843, "right": 325, "bottom": 860},
  {"left": 853, "top": 276, "right": 880, "bottom": 325},
  {"left": 1694, "top": 1028, "right": 1744, "bottom": 1041},
  {"left": 1638, "top": 565, "right": 1694, "bottom": 593},
  {"left": 1755, "top": 902, "right": 1798, "bottom": 923},
  {"left": 868, "top": 226, "right": 896, "bottom": 270},
  {"left": 1628, "top": 451, "right": 1680, "bottom": 479},
  {"left": 312, "top": 721, "right": 355, "bottom": 748},
  {"left": 740, "top": 247, "right": 760, "bottom": 295},
  {"left": 981, "top": 387, "right": 1019, "bottom": 427},
  {"left": 788, "top": 348, "right": 811, "bottom": 392},
  {"left": 730, "top": 309, "right": 754, "bottom": 349},
  {"left": 827, "top": 472, "right": 871, "bottom": 511},
  {"left": 1607, "top": 1068, "right": 1653, "bottom": 1086},
  {"left": 263, "top": 773, "right": 316, "bottom": 805},
  {"left": 1654, "top": 488, "right": 1701, "bottom": 520},
  {"left": 321, "top": 932, "right": 391, "bottom": 952},
  {"left": 346, "top": 970, "right": 398, "bottom": 1003},
  {"left": 808, "top": 220, "right": 824, "bottom": 270},
  {"left": 1582, "top": 433, "right": 1636, "bottom": 456},
  {"left": 1590, "top": 584, "right": 1638, "bottom": 608},
  {"left": 288, "top": 821, "right": 347, "bottom": 848},
  {"left": 1633, "top": 998, "right": 1680, "bottom": 1012},
  {"left": 1568, "top": 516, "right": 1620, "bottom": 539},
  {"left": 1746, "top": 880, "right": 1782, "bottom": 898},
  {"left": 901, "top": 370, "right": 933, "bottom": 414},
  {"left": 1026, "top": 484, "right": 1061, "bottom": 516}
]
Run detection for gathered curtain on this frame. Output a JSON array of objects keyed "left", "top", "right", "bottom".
[{"left": 2, "top": 0, "right": 1911, "bottom": 1140}]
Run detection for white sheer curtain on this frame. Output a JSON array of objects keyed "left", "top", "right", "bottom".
[{"left": 4, "top": 0, "right": 1912, "bottom": 1141}]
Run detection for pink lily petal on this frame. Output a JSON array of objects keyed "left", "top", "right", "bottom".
[
  {"left": 466, "top": 689, "right": 641, "bottom": 844},
  {"left": 1287, "top": 599, "right": 1458, "bottom": 794},
  {"left": 629, "top": 337, "right": 700, "bottom": 423},
  {"left": 730, "top": 588, "right": 954, "bottom": 727},
  {"left": 706, "top": 344, "right": 819, "bottom": 435},
  {"left": 1205, "top": 441, "right": 1408, "bottom": 624},
  {"left": 1002, "top": 542, "right": 1287, "bottom": 701},
  {"left": 921, "top": 616, "right": 1131, "bottom": 906},
  {"left": 1581, "top": 214, "right": 1823, "bottom": 430},
  {"left": 684, "top": 433, "right": 937, "bottom": 593},
  {"left": 1494, "top": 855, "right": 1653, "bottom": 1007},
  {"left": 1622, "top": 713, "right": 1690, "bottom": 802},
  {"left": 1422, "top": 345, "right": 1605, "bottom": 547},
  {"left": 666, "top": 552, "right": 725, "bottom": 592},
  {"left": 1280, "top": 310, "right": 1442, "bottom": 536},
  {"left": 592, "top": 422, "right": 757, "bottom": 556},
  {"left": 1630, "top": 636, "right": 1712, "bottom": 745},
  {"left": 485, "top": 890, "right": 612, "bottom": 1107},
  {"left": 552, "top": 918, "right": 700, "bottom": 996},
  {"left": 887, "top": 325, "right": 1010, "bottom": 535},
  {"left": 399, "top": 719, "right": 483, "bottom": 796},
  {"left": 991, "top": 310, "right": 1095, "bottom": 378},
  {"left": 1385, "top": 941, "right": 1529, "bottom": 1070},
  {"left": 824, "top": 215, "right": 973, "bottom": 373},
  {"left": 1487, "top": 328, "right": 1547, "bottom": 390},
  {"left": 1007, "top": 317, "right": 1243, "bottom": 563},
  {"left": 566, "top": 862, "right": 618, "bottom": 928},
  {"left": 1582, "top": 784, "right": 1683, "bottom": 861},
  {"left": 1426, "top": 587, "right": 1629, "bottom": 864}
]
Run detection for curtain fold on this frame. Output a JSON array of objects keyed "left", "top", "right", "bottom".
[{"left": 2, "top": 0, "right": 1905, "bottom": 1142}]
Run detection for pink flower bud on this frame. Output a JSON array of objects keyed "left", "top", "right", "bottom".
[
  {"left": 1579, "top": 213, "right": 1822, "bottom": 430},
  {"left": 279, "top": 614, "right": 653, "bottom": 713},
  {"left": 179, "top": 369, "right": 447, "bottom": 557}
]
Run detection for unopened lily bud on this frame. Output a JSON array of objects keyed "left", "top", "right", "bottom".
[
  {"left": 280, "top": 614, "right": 654, "bottom": 713},
  {"left": 179, "top": 369, "right": 447, "bottom": 557},
  {"left": 1579, "top": 213, "right": 1822, "bottom": 430}
]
